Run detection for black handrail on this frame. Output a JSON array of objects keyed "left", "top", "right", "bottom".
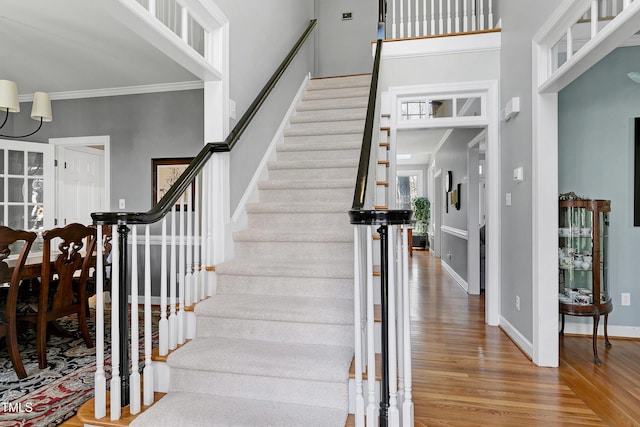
[{"left": 92, "top": 19, "right": 317, "bottom": 225}]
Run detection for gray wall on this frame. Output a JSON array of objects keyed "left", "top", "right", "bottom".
[
  {"left": 214, "top": 0, "right": 316, "bottom": 211},
  {"left": 314, "top": 0, "right": 378, "bottom": 77},
  {"left": 499, "top": 0, "right": 560, "bottom": 339},
  {"left": 559, "top": 45, "right": 640, "bottom": 327},
  {"left": 11, "top": 90, "right": 205, "bottom": 213}
]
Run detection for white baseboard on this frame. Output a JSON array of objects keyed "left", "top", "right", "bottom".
[
  {"left": 441, "top": 260, "right": 468, "bottom": 292},
  {"left": 563, "top": 321, "right": 640, "bottom": 339},
  {"left": 499, "top": 315, "right": 534, "bottom": 359}
]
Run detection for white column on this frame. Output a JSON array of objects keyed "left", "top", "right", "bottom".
[
  {"left": 401, "top": 226, "right": 414, "bottom": 426},
  {"left": 129, "top": 226, "right": 141, "bottom": 415},
  {"left": 387, "top": 227, "right": 399, "bottom": 426},
  {"left": 110, "top": 225, "right": 121, "bottom": 421},
  {"left": 159, "top": 217, "right": 169, "bottom": 356},
  {"left": 94, "top": 225, "right": 106, "bottom": 419},
  {"left": 365, "top": 226, "right": 377, "bottom": 427},
  {"left": 143, "top": 225, "right": 154, "bottom": 406}
]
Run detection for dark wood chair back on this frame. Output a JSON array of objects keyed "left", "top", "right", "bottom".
[{"left": 0, "top": 226, "right": 37, "bottom": 378}]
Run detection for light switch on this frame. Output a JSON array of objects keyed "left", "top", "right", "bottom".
[
  {"left": 513, "top": 167, "right": 524, "bottom": 182},
  {"left": 505, "top": 193, "right": 512, "bottom": 206},
  {"left": 119, "top": 199, "right": 126, "bottom": 209}
]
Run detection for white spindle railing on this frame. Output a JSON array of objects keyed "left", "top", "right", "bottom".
[
  {"left": 389, "top": 0, "right": 497, "bottom": 39},
  {"left": 352, "top": 223, "right": 413, "bottom": 427},
  {"left": 130, "top": 226, "right": 141, "bottom": 415},
  {"left": 110, "top": 225, "right": 121, "bottom": 421},
  {"left": 94, "top": 226, "right": 106, "bottom": 419}
]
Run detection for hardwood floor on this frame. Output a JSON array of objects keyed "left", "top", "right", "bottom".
[{"left": 62, "top": 250, "right": 640, "bottom": 426}]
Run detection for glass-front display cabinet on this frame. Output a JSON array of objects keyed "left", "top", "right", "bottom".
[{"left": 558, "top": 193, "right": 612, "bottom": 364}]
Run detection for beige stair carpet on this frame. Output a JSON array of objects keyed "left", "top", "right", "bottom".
[{"left": 131, "top": 74, "right": 370, "bottom": 427}]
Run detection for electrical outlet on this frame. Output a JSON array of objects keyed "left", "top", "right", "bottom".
[
  {"left": 622, "top": 293, "right": 631, "bottom": 306},
  {"left": 515, "top": 296, "right": 521, "bottom": 311}
]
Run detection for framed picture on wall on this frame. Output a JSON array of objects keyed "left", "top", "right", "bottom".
[{"left": 152, "top": 157, "right": 195, "bottom": 210}]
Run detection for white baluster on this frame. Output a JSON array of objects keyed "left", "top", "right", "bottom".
[
  {"left": 193, "top": 176, "right": 201, "bottom": 302},
  {"left": 415, "top": 0, "right": 420, "bottom": 36},
  {"left": 479, "top": 0, "right": 485, "bottom": 30},
  {"left": 612, "top": 0, "right": 618, "bottom": 16},
  {"left": 408, "top": 0, "right": 412, "bottom": 37},
  {"left": 602, "top": 0, "right": 608, "bottom": 17},
  {"left": 169, "top": 206, "right": 178, "bottom": 350},
  {"left": 185, "top": 186, "right": 192, "bottom": 308},
  {"left": 399, "top": 0, "right": 404, "bottom": 38},
  {"left": 423, "top": 0, "right": 428, "bottom": 36},
  {"left": 430, "top": 0, "right": 436, "bottom": 35},
  {"left": 180, "top": 4, "right": 188, "bottom": 42},
  {"left": 391, "top": 0, "right": 397, "bottom": 39},
  {"left": 365, "top": 226, "right": 377, "bottom": 427},
  {"left": 624, "top": 0, "right": 630, "bottom": 10},
  {"left": 401, "top": 226, "right": 414, "bottom": 427},
  {"left": 130, "top": 226, "right": 141, "bottom": 415},
  {"left": 591, "top": 0, "right": 598, "bottom": 39},
  {"left": 567, "top": 27, "right": 573, "bottom": 60},
  {"left": 387, "top": 227, "right": 400, "bottom": 426},
  {"left": 446, "top": 0, "right": 452, "bottom": 33},
  {"left": 143, "top": 225, "right": 154, "bottom": 405},
  {"left": 206, "top": 163, "right": 215, "bottom": 297},
  {"left": 110, "top": 225, "right": 121, "bottom": 421},
  {"left": 488, "top": 0, "right": 494, "bottom": 29},
  {"left": 148, "top": 0, "right": 156, "bottom": 16},
  {"left": 94, "top": 226, "right": 106, "bottom": 419},
  {"left": 438, "top": 0, "right": 444, "bottom": 34},
  {"left": 200, "top": 169, "right": 208, "bottom": 301},
  {"left": 178, "top": 194, "right": 186, "bottom": 345},
  {"left": 455, "top": 0, "right": 460, "bottom": 32},
  {"left": 353, "top": 227, "right": 365, "bottom": 427},
  {"left": 463, "top": 0, "right": 468, "bottom": 32},
  {"left": 471, "top": 0, "right": 477, "bottom": 31},
  {"left": 159, "top": 217, "right": 168, "bottom": 356}
]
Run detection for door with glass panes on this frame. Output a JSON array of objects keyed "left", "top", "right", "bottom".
[{"left": 0, "top": 139, "right": 54, "bottom": 234}]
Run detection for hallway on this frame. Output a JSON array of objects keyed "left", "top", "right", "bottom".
[{"left": 410, "top": 250, "right": 640, "bottom": 426}]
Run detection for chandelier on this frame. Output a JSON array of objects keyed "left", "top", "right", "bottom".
[{"left": 0, "top": 79, "right": 52, "bottom": 139}]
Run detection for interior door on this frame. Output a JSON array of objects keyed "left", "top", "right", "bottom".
[{"left": 58, "top": 146, "right": 104, "bottom": 226}]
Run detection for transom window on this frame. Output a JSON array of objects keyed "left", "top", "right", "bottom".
[{"left": 399, "top": 95, "right": 483, "bottom": 122}]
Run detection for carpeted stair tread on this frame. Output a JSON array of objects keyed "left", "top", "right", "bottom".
[
  {"left": 301, "top": 86, "right": 369, "bottom": 101},
  {"left": 215, "top": 258, "right": 353, "bottom": 279},
  {"left": 277, "top": 140, "right": 362, "bottom": 151},
  {"left": 195, "top": 294, "right": 353, "bottom": 325},
  {"left": 284, "top": 123, "right": 364, "bottom": 137},
  {"left": 233, "top": 229, "right": 352, "bottom": 243},
  {"left": 291, "top": 107, "right": 366, "bottom": 124},
  {"left": 130, "top": 392, "right": 347, "bottom": 427},
  {"left": 168, "top": 337, "right": 353, "bottom": 382},
  {"left": 296, "top": 97, "right": 368, "bottom": 112}
]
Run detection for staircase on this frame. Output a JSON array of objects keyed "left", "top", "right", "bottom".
[{"left": 130, "top": 74, "right": 371, "bottom": 426}]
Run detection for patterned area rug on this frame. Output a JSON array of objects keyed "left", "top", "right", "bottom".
[{"left": 0, "top": 307, "right": 157, "bottom": 426}]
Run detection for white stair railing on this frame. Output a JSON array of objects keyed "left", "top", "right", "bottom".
[{"left": 388, "top": 0, "right": 497, "bottom": 39}]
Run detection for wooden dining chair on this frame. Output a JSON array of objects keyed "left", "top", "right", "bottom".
[
  {"left": 18, "top": 223, "right": 96, "bottom": 369},
  {"left": 0, "top": 226, "right": 37, "bottom": 379}
]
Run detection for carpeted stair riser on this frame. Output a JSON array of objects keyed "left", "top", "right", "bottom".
[
  {"left": 234, "top": 240, "right": 352, "bottom": 261},
  {"left": 276, "top": 146, "right": 361, "bottom": 162},
  {"left": 196, "top": 317, "right": 354, "bottom": 347},
  {"left": 284, "top": 123, "right": 364, "bottom": 137},
  {"left": 246, "top": 210, "right": 352, "bottom": 232},
  {"left": 259, "top": 186, "right": 353, "bottom": 204},
  {"left": 301, "top": 86, "right": 369, "bottom": 101},
  {"left": 283, "top": 133, "right": 363, "bottom": 146},
  {"left": 307, "top": 74, "right": 371, "bottom": 90},
  {"left": 215, "top": 274, "right": 353, "bottom": 299},
  {"left": 295, "top": 97, "right": 368, "bottom": 112},
  {"left": 290, "top": 107, "right": 366, "bottom": 124},
  {"left": 130, "top": 393, "right": 348, "bottom": 427},
  {"left": 268, "top": 165, "right": 357, "bottom": 181}
]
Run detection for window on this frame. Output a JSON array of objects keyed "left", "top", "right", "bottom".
[
  {"left": 397, "top": 170, "right": 424, "bottom": 210},
  {"left": 399, "top": 96, "right": 483, "bottom": 122}
]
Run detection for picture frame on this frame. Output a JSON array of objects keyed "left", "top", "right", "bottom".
[{"left": 152, "top": 157, "right": 195, "bottom": 210}]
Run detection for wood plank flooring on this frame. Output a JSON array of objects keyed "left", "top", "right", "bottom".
[{"left": 62, "top": 250, "right": 640, "bottom": 426}]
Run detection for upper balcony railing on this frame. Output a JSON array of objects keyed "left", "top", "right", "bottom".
[{"left": 387, "top": 0, "right": 496, "bottom": 40}]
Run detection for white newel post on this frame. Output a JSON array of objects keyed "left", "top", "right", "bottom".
[
  {"left": 353, "top": 227, "right": 365, "bottom": 427},
  {"left": 401, "top": 226, "right": 414, "bottom": 426},
  {"left": 387, "top": 227, "right": 399, "bottom": 427},
  {"left": 94, "top": 225, "right": 106, "bottom": 419},
  {"left": 110, "top": 225, "right": 121, "bottom": 421},
  {"left": 365, "top": 226, "right": 377, "bottom": 427},
  {"left": 130, "top": 226, "right": 141, "bottom": 415},
  {"left": 169, "top": 206, "right": 178, "bottom": 350},
  {"left": 143, "top": 225, "right": 154, "bottom": 405}
]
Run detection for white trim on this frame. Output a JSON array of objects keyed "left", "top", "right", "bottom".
[
  {"left": 499, "top": 315, "right": 534, "bottom": 358},
  {"left": 441, "top": 260, "right": 468, "bottom": 292},
  {"left": 379, "top": 31, "right": 501, "bottom": 59},
  {"left": 440, "top": 225, "right": 468, "bottom": 240},
  {"left": 467, "top": 129, "right": 487, "bottom": 149},
  {"left": 230, "top": 75, "right": 310, "bottom": 229},
  {"left": 27, "top": 81, "right": 204, "bottom": 102}
]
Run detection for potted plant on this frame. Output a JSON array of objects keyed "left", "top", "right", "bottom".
[{"left": 412, "top": 196, "right": 430, "bottom": 249}]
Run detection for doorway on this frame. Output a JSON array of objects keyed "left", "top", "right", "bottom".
[{"left": 49, "top": 136, "right": 110, "bottom": 226}]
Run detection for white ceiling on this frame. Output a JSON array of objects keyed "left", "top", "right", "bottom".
[{"left": 0, "top": 0, "right": 198, "bottom": 97}]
